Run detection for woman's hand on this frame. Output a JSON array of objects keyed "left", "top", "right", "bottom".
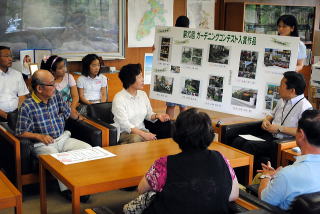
[{"left": 141, "top": 132, "right": 157, "bottom": 141}]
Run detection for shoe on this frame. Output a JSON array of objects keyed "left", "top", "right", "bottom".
[{"left": 61, "top": 190, "right": 91, "bottom": 203}]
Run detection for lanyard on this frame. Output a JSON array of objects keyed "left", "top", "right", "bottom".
[{"left": 280, "top": 97, "right": 304, "bottom": 125}]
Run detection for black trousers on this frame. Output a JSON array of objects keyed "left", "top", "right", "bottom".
[{"left": 231, "top": 131, "right": 276, "bottom": 171}]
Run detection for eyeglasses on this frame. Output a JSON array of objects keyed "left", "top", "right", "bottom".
[
  {"left": 39, "top": 83, "right": 55, "bottom": 87},
  {"left": 0, "top": 55, "right": 13, "bottom": 58}
]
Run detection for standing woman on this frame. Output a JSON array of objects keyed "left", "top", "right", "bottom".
[
  {"left": 277, "top": 15, "right": 306, "bottom": 72},
  {"left": 77, "top": 54, "right": 107, "bottom": 115},
  {"left": 40, "top": 55, "right": 80, "bottom": 116}
]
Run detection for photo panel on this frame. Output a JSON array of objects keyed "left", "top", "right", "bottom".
[
  {"left": 153, "top": 75, "right": 174, "bottom": 95},
  {"left": 206, "top": 75, "right": 224, "bottom": 102},
  {"left": 159, "top": 37, "right": 172, "bottom": 62},
  {"left": 181, "top": 47, "right": 203, "bottom": 66},
  {"left": 208, "top": 44, "right": 230, "bottom": 65},
  {"left": 238, "top": 50, "right": 259, "bottom": 79},
  {"left": 181, "top": 77, "right": 201, "bottom": 97},
  {"left": 231, "top": 86, "right": 258, "bottom": 109},
  {"left": 265, "top": 83, "right": 280, "bottom": 110},
  {"left": 170, "top": 65, "right": 181, "bottom": 73},
  {"left": 264, "top": 48, "right": 291, "bottom": 69}
]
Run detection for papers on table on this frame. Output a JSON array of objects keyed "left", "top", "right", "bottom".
[
  {"left": 51, "top": 146, "right": 116, "bottom": 165},
  {"left": 239, "top": 134, "right": 265, "bottom": 142}
]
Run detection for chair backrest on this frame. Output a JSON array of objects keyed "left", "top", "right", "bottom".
[
  {"left": 290, "top": 191, "right": 320, "bottom": 214},
  {"left": 87, "top": 102, "right": 114, "bottom": 124}
]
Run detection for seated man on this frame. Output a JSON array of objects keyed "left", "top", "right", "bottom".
[
  {"left": 15, "top": 69, "right": 91, "bottom": 202},
  {"left": 0, "top": 46, "right": 29, "bottom": 121},
  {"left": 258, "top": 110, "right": 320, "bottom": 210},
  {"left": 231, "top": 71, "right": 312, "bottom": 169}
]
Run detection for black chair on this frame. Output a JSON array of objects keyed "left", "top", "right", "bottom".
[
  {"left": 87, "top": 102, "right": 172, "bottom": 146},
  {"left": 220, "top": 121, "right": 296, "bottom": 168},
  {"left": 87, "top": 102, "right": 118, "bottom": 146},
  {"left": 238, "top": 189, "right": 320, "bottom": 214},
  {"left": 0, "top": 111, "right": 103, "bottom": 192}
]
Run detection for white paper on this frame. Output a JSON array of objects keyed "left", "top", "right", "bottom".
[
  {"left": 239, "top": 134, "right": 265, "bottom": 141},
  {"left": 51, "top": 146, "right": 116, "bottom": 165},
  {"left": 187, "top": 0, "right": 215, "bottom": 29},
  {"left": 128, "top": 0, "right": 173, "bottom": 47}
]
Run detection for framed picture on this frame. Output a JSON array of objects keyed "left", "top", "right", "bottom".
[
  {"left": 0, "top": 0, "right": 126, "bottom": 61},
  {"left": 29, "top": 64, "right": 39, "bottom": 75}
]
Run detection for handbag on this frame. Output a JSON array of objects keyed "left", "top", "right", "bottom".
[{"left": 123, "top": 191, "right": 156, "bottom": 214}]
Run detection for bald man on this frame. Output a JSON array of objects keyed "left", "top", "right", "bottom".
[{"left": 15, "top": 70, "right": 91, "bottom": 202}]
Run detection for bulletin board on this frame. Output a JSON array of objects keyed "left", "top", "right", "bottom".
[{"left": 149, "top": 26, "right": 300, "bottom": 119}]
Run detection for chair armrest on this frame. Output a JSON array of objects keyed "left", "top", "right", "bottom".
[
  {"left": 290, "top": 191, "right": 320, "bottom": 214},
  {"left": 86, "top": 117, "right": 118, "bottom": 146},
  {"left": 221, "top": 121, "right": 263, "bottom": 145},
  {"left": 65, "top": 119, "right": 103, "bottom": 147},
  {"left": 239, "top": 189, "right": 286, "bottom": 214},
  {"left": 276, "top": 140, "right": 296, "bottom": 167}
]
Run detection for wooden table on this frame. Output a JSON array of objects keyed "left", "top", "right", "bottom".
[
  {"left": 0, "top": 171, "right": 22, "bottom": 214},
  {"left": 281, "top": 148, "right": 301, "bottom": 167},
  {"left": 39, "top": 139, "right": 253, "bottom": 214}
]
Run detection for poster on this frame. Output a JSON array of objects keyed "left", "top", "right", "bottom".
[
  {"left": 144, "top": 53, "right": 153, "bottom": 84},
  {"left": 150, "top": 26, "right": 300, "bottom": 119},
  {"left": 187, "top": 0, "right": 215, "bottom": 29},
  {"left": 128, "top": 0, "right": 173, "bottom": 47}
]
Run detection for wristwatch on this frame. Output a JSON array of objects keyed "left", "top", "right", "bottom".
[{"left": 259, "top": 174, "right": 272, "bottom": 179}]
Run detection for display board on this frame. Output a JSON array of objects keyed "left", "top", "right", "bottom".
[{"left": 150, "top": 26, "right": 300, "bottom": 119}]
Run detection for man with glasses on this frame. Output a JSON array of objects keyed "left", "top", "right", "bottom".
[
  {"left": 0, "top": 46, "right": 29, "bottom": 121},
  {"left": 15, "top": 69, "right": 91, "bottom": 202}
]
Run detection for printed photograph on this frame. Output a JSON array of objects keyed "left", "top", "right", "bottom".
[
  {"left": 238, "top": 50, "right": 258, "bottom": 79},
  {"left": 231, "top": 86, "right": 258, "bottom": 109},
  {"left": 265, "top": 84, "right": 280, "bottom": 110},
  {"left": 153, "top": 75, "right": 174, "bottom": 94},
  {"left": 181, "top": 47, "right": 203, "bottom": 66},
  {"left": 181, "top": 78, "right": 201, "bottom": 97},
  {"left": 159, "top": 37, "right": 171, "bottom": 62},
  {"left": 208, "top": 44, "right": 230, "bottom": 65},
  {"left": 207, "top": 75, "right": 223, "bottom": 102},
  {"left": 171, "top": 65, "right": 181, "bottom": 73},
  {"left": 264, "top": 48, "right": 291, "bottom": 69}
]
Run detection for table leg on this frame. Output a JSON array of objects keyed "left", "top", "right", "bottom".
[
  {"left": 246, "top": 155, "right": 254, "bottom": 185},
  {"left": 72, "top": 189, "right": 80, "bottom": 214},
  {"left": 39, "top": 160, "right": 47, "bottom": 214},
  {"left": 15, "top": 194, "right": 22, "bottom": 214}
]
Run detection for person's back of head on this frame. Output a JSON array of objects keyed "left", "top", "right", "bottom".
[
  {"left": 298, "top": 110, "right": 320, "bottom": 147},
  {"left": 283, "top": 71, "right": 306, "bottom": 95},
  {"left": 175, "top": 16, "right": 190, "bottom": 28},
  {"left": 173, "top": 108, "right": 214, "bottom": 151}
]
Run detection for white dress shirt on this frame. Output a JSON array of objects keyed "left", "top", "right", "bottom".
[
  {"left": 76, "top": 74, "right": 107, "bottom": 101},
  {"left": 112, "top": 89, "right": 155, "bottom": 134},
  {"left": 0, "top": 68, "right": 29, "bottom": 112},
  {"left": 270, "top": 94, "right": 312, "bottom": 138}
]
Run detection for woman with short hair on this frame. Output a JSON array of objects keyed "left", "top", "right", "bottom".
[
  {"left": 136, "top": 108, "right": 239, "bottom": 214},
  {"left": 112, "top": 63, "right": 170, "bottom": 144}
]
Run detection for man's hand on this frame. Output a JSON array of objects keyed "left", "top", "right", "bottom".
[
  {"left": 156, "top": 113, "right": 170, "bottom": 122},
  {"left": 141, "top": 132, "right": 157, "bottom": 141},
  {"left": 36, "top": 134, "right": 54, "bottom": 145},
  {"left": 261, "top": 119, "right": 271, "bottom": 130},
  {"left": 257, "top": 161, "right": 282, "bottom": 178},
  {"left": 264, "top": 124, "right": 280, "bottom": 134}
]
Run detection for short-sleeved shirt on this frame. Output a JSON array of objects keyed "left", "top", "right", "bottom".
[
  {"left": 145, "top": 153, "right": 236, "bottom": 192},
  {"left": 261, "top": 154, "right": 320, "bottom": 210},
  {"left": 0, "top": 68, "right": 29, "bottom": 112},
  {"left": 298, "top": 41, "right": 307, "bottom": 60},
  {"left": 55, "top": 73, "right": 76, "bottom": 103},
  {"left": 112, "top": 89, "right": 155, "bottom": 134},
  {"left": 15, "top": 91, "right": 70, "bottom": 139},
  {"left": 269, "top": 94, "right": 312, "bottom": 139},
  {"left": 76, "top": 75, "right": 107, "bottom": 101}
]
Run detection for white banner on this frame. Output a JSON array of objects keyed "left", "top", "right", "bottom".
[{"left": 150, "top": 26, "right": 300, "bottom": 119}]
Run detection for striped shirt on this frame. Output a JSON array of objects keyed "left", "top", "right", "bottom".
[{"left": 15, "top": 91, "right": 70, "bottom": 139}]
